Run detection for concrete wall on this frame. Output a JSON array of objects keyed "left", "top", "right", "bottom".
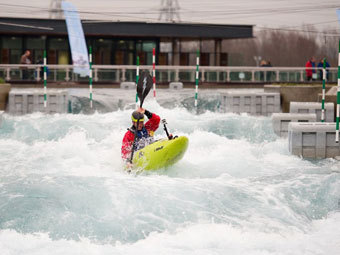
[
  {"left": 0, "top": 83, "right": 10, "bottom": 111},
  {"left": 8, "top": 89, "right": 68, "bottom": 115},
  {"left": 169, "top": 82, "right": 183, "bottom": 90},
  {"left": 264, "top": 85, "right": 333, "bottom": 113},
  {"left": 288, "top": 122, "right": 340, "bottom": 158},
  {"left": 220, "top": 91, "right": 280, "bottom": 116},
  {"left": 120, "top": 82, "right": 135, "bottom": 90},
  {"left": 289, "top": 102, "right": 334, "bottom": 122},
  {"left": 272, "top": 113, "right": 317, "bottom": 137}
]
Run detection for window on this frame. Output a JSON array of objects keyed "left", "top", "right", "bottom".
[
  {"left": 93, "top": 39, "right": 112, "bottom": 64},
  {"left": 1, "top": 36, "right": 23, "bottom": 64},
  {"left": 48, "top": 38, "right": 69, "bottom": 64}
]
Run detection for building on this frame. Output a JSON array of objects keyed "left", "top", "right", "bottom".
[{"left": 0, "top": 17, "right": 253, "bottom": 66}]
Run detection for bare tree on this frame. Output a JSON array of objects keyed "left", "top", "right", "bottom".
[{"left": 222, "top": 27, "right": 339, "bottom": 67}]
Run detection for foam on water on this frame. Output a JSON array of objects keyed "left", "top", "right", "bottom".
[{"left": 0, "top": 99, "right": 340, "bottom": 254}]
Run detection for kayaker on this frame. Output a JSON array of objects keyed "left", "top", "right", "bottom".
[{"left": 121, "top": 107, "right": 160, "bottom": 164}]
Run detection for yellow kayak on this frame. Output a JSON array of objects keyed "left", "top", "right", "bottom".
[{"left": 132, "top": 136, "right": 189, "bottom": 170}]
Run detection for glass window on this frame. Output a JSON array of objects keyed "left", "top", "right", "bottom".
[
  {"left": 33, "top": 50, "right": 44, "bottom": 64},
  {"left": 116, "top": 40, "right": 127, "bottom": 50},
  {"left": 49, "top": 38, "right": 69, "bottom": 50},
  {"left": 159, "top": 53, "right": 168, "bottom": 65},
  {"left": 145, "top": 52, "right": 153, "bottom": 65},
  {"left": 201, "top": 53, "right": 209, "bottom": 66},
  {"left": 115, "top": 51, "right": 124, "bottom": 65},
  {"left": 160, "top": 42, "right": 172, "bottom": 53},
  {"left": 58, "top": 51, "right": 69, "bottom": 65},
  {"left": 181, "top": 40, "right": 199, "bottom": 53},
  {"left": 142, "top": 41, "right": 156, "bottom": 52},
  {"left": 201, "top": 40, "right": 214, "bottom": 52},
  {"left": 2, "top": 36, "right": 22, "bottom": 49},
  {"left": 127, "top": 52, "right": 134, "bottom": 65},
  {"left": 127, "top": 41, "right": 134, "bottom": 50},
  {"left": 1, "top": 36, "right": 23, "bottom": 64},
  {"left": 10, "top": 49, "right": 22, "bottom": 64},
  {"left": 180, "top": 53, "right": 189, "bottom": 66},
  {"left": 1, "top": 49, "right": 10, "bottom": 64},
  {"left": 94, "top": 39, "right": 112, "bottom": 50},
  {"left": 136, "top": 41, "right": 142, "bottom": 52},
  {"left": 27, "top": 37, "right": 45, "bottom": 49},
  {"left": 93, "top": 39, "right": 112, "bottom": 64},
  {"left": 220, "top": 53, "right": 228, "bottom": 66}
]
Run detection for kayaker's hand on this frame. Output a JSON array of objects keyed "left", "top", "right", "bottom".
[
  {"left": 169, "top": 133, "right": 173, "bottom": 140},
  {"left": 126, "top": 162, "right": 133, "bottom": 172},
  {"left": 137, "top": 107, "right": 145, "bottom": 114}
]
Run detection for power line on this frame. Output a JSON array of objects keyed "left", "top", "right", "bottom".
[
  {"left": 158, "top": 0, "right": 181, "bottom": 22},
  {"left": 0, "top": 1, "right": 338, "bottom": 36}
]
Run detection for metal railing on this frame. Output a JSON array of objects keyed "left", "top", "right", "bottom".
[{"left": 0, "top": 64, "right": 337, "bottom": 84}]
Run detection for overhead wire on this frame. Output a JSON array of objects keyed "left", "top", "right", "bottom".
[{"left": 0, "top": 2, "right": 338, "bottom": 36}]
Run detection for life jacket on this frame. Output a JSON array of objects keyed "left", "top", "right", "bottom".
[{"left": 128, "top": 126, "right": 154, "bottom": 151}]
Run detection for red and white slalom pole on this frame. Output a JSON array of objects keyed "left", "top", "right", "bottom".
[{"left": 152, "top": 48, "right": 156, "bottom": 98}]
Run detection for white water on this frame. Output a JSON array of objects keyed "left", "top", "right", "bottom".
[{"left": 0, "top": 96, "right": 340, "bottom": 255}]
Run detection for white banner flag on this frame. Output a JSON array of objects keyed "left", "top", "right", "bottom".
[{"left": 62, "top": 1, "right": 89, "bottom": 77}]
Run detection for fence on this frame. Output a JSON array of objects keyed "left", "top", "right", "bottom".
[{"left": 0, "top": 64, "right": 337, "bottom": 84}]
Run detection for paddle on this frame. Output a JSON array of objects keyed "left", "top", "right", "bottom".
[
  {"left": 162, "top": 119, "right": 173, "bottom": 140},
  {"left": 129, "top": 72, "right": 153, "bottom": 164}
]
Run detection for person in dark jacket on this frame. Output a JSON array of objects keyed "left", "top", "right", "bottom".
[
  {"left": 121, "top": 107, "right": 160, "bottom": 163},
  {"left": 317, "top": 58, "right": 330, "bottom": 81}
]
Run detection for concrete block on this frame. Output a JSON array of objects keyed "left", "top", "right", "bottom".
[
  {"left": 8, "top": 89, "right": 68, "bottom": 115},
  {"left": 120, "top": 82, "right": 136, "bottom": 90},
  {"left": 288, "top": 122, "right": 340, "bottom": 158},
  {"left": 221, "top": 91, "right": 280, "bottom": 116},
  {"left": 0, "top": 83, "right": 10, "bottom": 111},
  {"left": 272, "top": 113, "right": 317, "bottom": 137},
  {"left": 169, "top": 82, "right": 183, "bottom": 90},
  {"left": 289, "top": 102, "right": 334, "bottom": 122},
  {"left": 0, "top": 111, "right": 3, "bottom": 126}
]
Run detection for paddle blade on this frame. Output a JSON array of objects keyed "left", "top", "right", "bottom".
[{"left": 137, "top": 72, "right": 153, "bottom": 107}]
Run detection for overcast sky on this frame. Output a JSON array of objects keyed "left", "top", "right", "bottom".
[{"left": 0, "top": 0, "right": 339, "bottom": 32}]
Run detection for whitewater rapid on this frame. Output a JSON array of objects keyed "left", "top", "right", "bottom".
[{"left": 0, "top": 95, "right": 339, "bottom": 255}]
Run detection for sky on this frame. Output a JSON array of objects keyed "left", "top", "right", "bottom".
[{"left": 0, "top": 0, "right": 339, "bottom": 33}]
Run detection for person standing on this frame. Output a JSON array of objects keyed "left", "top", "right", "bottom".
[
  {"left": 305, "top": 57, "right": 316, "bottom": 81},
  {"left": 20, "top": 50, "right": 31, "bottom": 80}
]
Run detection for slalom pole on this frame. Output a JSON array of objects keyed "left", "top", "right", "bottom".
[
  {"left": 321, "top": 58, "right": 326, "bottom": 122},
  {"left": 89, "top": 46, "right": 93, "bottom": 109},
  {"left": 336, "top": 41, "right": 340, "bottom": 143},
  {"left": 43, "top": 50, "right": 47, "bottom": 108},
  {"left": 152, "top": 48, "right": 156, "bottom": 98},
  {"left": 136, "top": 56, "right": 140, "bottom": 108},
  {"left": 194, "top": 50, "right": 200, "bottom": 108}
]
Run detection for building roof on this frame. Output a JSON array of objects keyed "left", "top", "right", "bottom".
[{"left": 0, "top": 17, "right": 253, "bottom": 39}]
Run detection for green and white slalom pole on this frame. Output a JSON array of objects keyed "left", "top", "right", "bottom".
[
  {"left": 195, "top": 50, "right": 200, "bottom": 108},
  {"left": 89, "top": 46, "right": 93, "bottom": 109},
  {"left": 152, "top": 48, "right": 156, "bottom": 98},
  {"left": 43, "top": 50, "right": 47, "bottom": 108},
  {"left": 321, "top": 58, "right": 326, "bottom": 122},
  {"left": 336, "top": 41, "right": 340, "bottom": 143},
  {"left": 136, "top": 56, "right": 140, "bottom": 109}
]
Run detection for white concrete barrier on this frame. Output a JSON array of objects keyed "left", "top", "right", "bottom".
[
  {"left": 221, "top": 92, "right": 280, "bottom": 116},
  {"left": 8, "top": 89, "right": 68, "bottom": 115},
  {"left": 169, "top": 82, "right": 183, "bottom": 90},
  {"left": 288, "top": 122, "right": 340, "bottom": 158},
  {"left": 272, "top": 113, "right": 317, "bottom": 137},
  {"left": 289, "top": 102, "right": 334, "bottom": 122},
  {"left": 120, "top": 82, "right": 136, "bottom": 90},
  {"left": 0, "top": 111, "right": 3, "bottom": 126}
]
